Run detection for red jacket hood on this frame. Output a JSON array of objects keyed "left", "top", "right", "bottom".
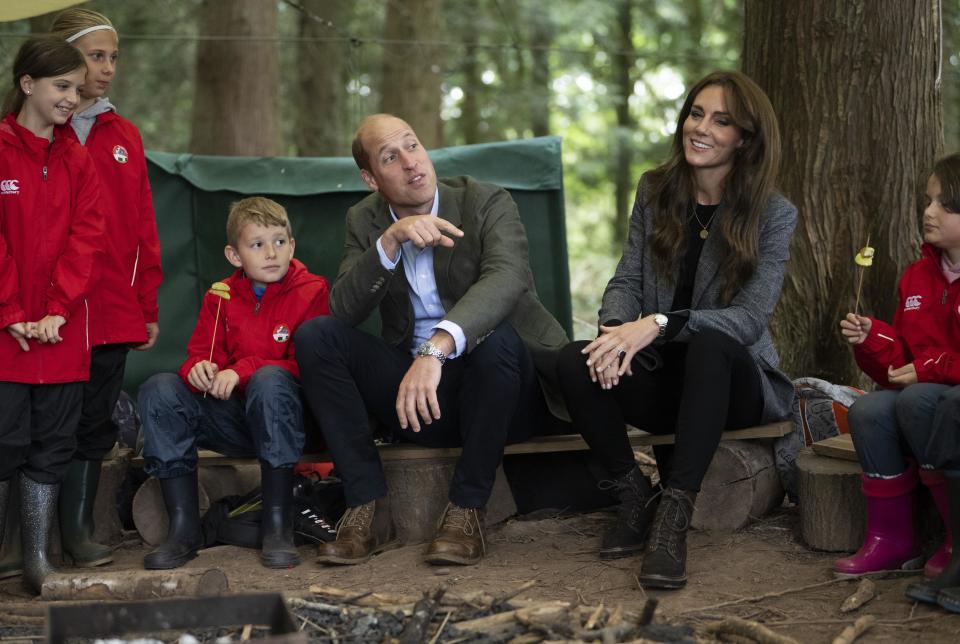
[{"left": 221, "top": 258, "right": 316, "bottom": 302}]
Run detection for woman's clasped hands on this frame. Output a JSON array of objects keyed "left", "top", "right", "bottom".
[{"left": 582, "top": 315, "right": 661, "bottom": 390}]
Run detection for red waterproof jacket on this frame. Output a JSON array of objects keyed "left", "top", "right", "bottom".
[
  {"left": 0, "top": 113, "right": 104, "bottom": 383},
  {"left": 855, "top": 243, "right": 960, "bottom": 387},
  {"left": 63, "top": 111, "right": 161, "bottom": 346},
  {"left": 178, "top": 259, "right": 330, "bottom": 392}
]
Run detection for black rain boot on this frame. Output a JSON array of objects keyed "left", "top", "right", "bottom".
[
  {"left": 639, "top": 487, "right": 697, "bottom": 590},
  {"left": 0, "top": 480, "right": 18, "bottom": 579},
  {"left": 143, "top": 471, "right": 203, "bottom": 570},
  {"left": 59, "top": 459, "right": 113, "bottom": 567},
  {"left": 907, "top": 476, "right": 960, "bottom": 607},
  {"left": 19, "top": 473, "right": 59, "bottom": 594},
  {"left": 259, "top": 463, "right": 300, "bottom": 569},
  {"left": 598, "top": 465, "right": 659, "bottom": 559}
]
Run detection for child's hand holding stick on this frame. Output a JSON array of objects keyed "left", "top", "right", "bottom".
[{"left": 204, "top": 282, "right": 230, "bottom": 398}]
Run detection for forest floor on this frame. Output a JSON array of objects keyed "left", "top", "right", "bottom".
[{"left": 1, "top": 504, "right": 959, "bottom": 643}]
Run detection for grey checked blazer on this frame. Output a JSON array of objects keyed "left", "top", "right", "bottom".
[{"left": 599, "top": 175, "right": 798, "bottom": 423}]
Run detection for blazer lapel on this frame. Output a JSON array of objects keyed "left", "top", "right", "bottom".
[
  {"left": 366, "top": 197, "right": 411, "bottom": 311},
  {"left": 432, "top": 182, "right": 461, "bottom": 306}
]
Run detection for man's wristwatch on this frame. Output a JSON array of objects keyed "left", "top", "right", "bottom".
[
  {"left": 416, "top": 341, "right": 447, "bottom": 365},
  {"left": 653, "top": 313, "right": 669, "bottom": 338}
]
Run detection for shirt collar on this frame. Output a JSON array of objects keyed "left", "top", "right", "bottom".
[{"left": 388, "top": 187, "right": 439, "bottom": 223}]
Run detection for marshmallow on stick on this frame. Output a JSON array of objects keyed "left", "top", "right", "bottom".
[
  {"left": 853, "top": 238, "right": 874, "bottom": 316},
  {"left": 203, "top": 282, "right": 230, "bottom": 397}
]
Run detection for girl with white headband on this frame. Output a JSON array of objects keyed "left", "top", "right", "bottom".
[{"left": 0, "top": 9, "right": 162, "bottom": 580}]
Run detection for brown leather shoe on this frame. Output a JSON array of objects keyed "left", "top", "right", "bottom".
[
  {"left": 316, "top": 496, "right": 399, "bottom": 565},
  {"left": 424, "top": 502, "right": 485, "bottom": 565}
]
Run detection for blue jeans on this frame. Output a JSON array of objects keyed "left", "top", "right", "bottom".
[
  {"left": 848, "top": 383, "right": 953, "bottom": 476},
  {"left": 138, "top": 366, "right": 305, "bottom": 478}
]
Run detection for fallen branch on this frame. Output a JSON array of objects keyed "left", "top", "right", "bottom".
[
  {"left": 832, "top": 615, "right": 876, "bottom": 644},
  {"left": 681, "top": 577, "right": 853, "bottom": 614},
  {"left": 704, "top": 617, "right": 800, "bottom": 644},
  {"left": 398, "top": 587, "right": 445, "bottom": 644},
  {"left": 41, "top": 568, "right": 228, "bottom": 600},
  {"left": 840, "top": 579, "right": 876, "bottom": 613},
  {"left": 453, "top": 601, "right": 572, "bottom": 636}
]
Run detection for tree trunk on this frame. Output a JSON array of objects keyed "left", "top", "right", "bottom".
[
  {"left": 529, "top": 14, "right": 553, "bottom": 138},
  {"left": 743, "top": 1, "right": 943, "bottom": 385},
  {"left": 612, "top": 0, "right": 636, "bottom": 248},
  {"left": 461, "top": 37, "right": 480, "bottom": 144},
  {"left": 296, "top": 0, "right": 348, "bottom": 156},
  {"left": 380, "top": 0, "right": 444, "bottom": 149},
  {"left": 190, "top": 0, "right": 279, "bottom": 156}
]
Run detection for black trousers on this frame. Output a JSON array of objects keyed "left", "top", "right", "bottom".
[
  {"left": 556, "top": 328, "right": 763, "bottom": 492},
  {"left": 75, "top": 344, "right": 129, "bottom": 460},
  {"left": 294, "top": 316, "right": 547, "bottom": 509},
  {"left": 0, "top": 381, "right": 83, "bottom": 483}
]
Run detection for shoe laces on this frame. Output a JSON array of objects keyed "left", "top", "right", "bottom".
[
  {"left": 336, "top": 502, "right": 373, "bottom": 534},
  {"left": 647, "top": 488, "right": 692, "bottom": 559},
  {"left": 440, "top": 504, "right": 486, "bottom": 554}
]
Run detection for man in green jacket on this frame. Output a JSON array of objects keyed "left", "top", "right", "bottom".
[{"left": 295, "top": 113, "right": 568, "bottom": 566}]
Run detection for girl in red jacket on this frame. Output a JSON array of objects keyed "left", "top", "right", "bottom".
[
  {"left": 836, "top": 154, "right": 960, "bottom": 596},
  {"left": 0, "top": 38, "right": 104, "bottom": 594},
  {"left": 50, "top": 9, "right": 160, "bottom": 571}
]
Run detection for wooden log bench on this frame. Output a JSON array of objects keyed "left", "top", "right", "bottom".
[
  {"left": 127, "top": 421, "right": 791, "bottom": 545},
  {"left": 798, "top": 435, "right": 943, "bottom": 554}
]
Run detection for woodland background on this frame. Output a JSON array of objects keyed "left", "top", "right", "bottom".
[{"left": 1, "top": 0, "right": 958, "bottom": 386}]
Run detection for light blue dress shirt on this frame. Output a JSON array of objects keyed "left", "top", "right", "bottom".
[{"left": 375, "top": 189, "right": 467, "bottom": 358}]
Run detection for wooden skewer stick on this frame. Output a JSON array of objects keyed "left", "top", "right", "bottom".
[
  {"left": 853, "top": 235, "right": 872, "bottom": 317},
  {"left": 203, "top": 297, "right": 223, "bottom": 399},
  {"left": 203, "top": 282, "right": 230, "bottom": 398}
]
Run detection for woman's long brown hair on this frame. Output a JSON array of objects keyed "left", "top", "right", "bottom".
[{"left": 647, "top": 70, "right": 781, "bottom": 304}]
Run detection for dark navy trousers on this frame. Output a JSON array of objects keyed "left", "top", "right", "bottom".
[{"left": 138, "top": 366, "right": 305, "bottom": 479}]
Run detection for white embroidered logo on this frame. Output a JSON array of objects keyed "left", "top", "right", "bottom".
[
  {"left": 112, "top": 145, "right": 128, "bottom": 164},
  {"left": 0, "top": 179, "right": 19, "bottom": 195},
  {"left": 905, "top": 295, "right": 922, "bottom": 311},
  {"left": 273, "top": 324, "right": 290, "bottom": 343}
]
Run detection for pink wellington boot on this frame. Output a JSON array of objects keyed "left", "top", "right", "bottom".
[
  {"left": 833, "top": 466, "right": 923, "bottom": 577},
  {"left": 919, "top": 468, "right": 952, "bottom": 578}
]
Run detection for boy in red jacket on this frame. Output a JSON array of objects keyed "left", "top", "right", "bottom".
[{"left": 138, "top": 197, "right": 329, "bottom": 570}]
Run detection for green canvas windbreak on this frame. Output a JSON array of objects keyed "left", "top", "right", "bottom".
[{"left": 124, "top": 136, "right": 572, "bottom": 393}]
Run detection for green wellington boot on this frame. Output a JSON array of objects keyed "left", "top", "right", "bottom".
[{"left": 58, "top": 459, "right": 113, "bottom": 567}]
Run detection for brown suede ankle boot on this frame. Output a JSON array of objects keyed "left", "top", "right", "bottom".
[
  {"left": 424, "top": 502, "right": 485, "bottom": 566},
  {"left": 316, "top": 496, "right": 399, "bottom": 565}
]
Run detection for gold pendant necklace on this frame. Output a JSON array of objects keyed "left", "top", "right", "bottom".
[{"left": 693, "top": 204, "right": 718, "bottom": 239}]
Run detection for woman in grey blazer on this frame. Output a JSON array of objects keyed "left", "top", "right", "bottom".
[{"left": 557, "top": 70, "right": 797, "bottom": 590}]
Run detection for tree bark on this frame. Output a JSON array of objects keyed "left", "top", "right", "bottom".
[
  {"left": 380, "top": 0, "right": 444, "bottom": 149},
  {"left": 529, "top": 14, "right": 553, "bottom": 138},
  {"left": 296, "top": 0, "right": 348, "bottom": 156},
  {"left": 743, "top": 1, "right": 943, "bottom": 384},
  {"left": 42, "top": 568, "right": 228, "bottom": 600},
  {"left": 190, "top": 0, "right": 279, "bottom": 156},
  {"left": 460, "top": 36, "right": 481, "bottom": 144},
  {"left": 612, "top": 0, "right": 636, "bottom": 249}
]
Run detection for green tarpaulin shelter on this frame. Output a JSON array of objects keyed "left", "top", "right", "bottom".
[{"left": 124, "top": 136, "right": 572, "bottom": 393}]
